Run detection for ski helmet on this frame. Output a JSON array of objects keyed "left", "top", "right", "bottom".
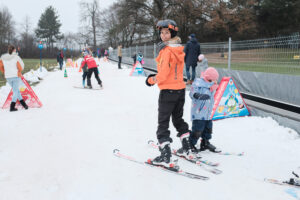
[{"left": 156, "top": 19, "right": 178, "bottom": 38}]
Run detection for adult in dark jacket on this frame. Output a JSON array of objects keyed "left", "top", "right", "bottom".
[
  {"left": 184, "top": 33, "right": 201, "bottom": 85},
  {"left": 57, "top": 50, "right": 64, "bottom": 70}
]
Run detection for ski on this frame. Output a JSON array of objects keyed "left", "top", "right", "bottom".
[
  {"left": 202, "top": 150, "right": 244, "bottom": 156},
  {"left": 264, "top": 178, "right": 300, "bottom": 188},
  {"left": 113, "top": 149, "right": 209, "bottom": 180},
  {"left": 148, "top": 140, "right": 220, "bottom": 168},
  {"left": 73, "top": 86, "right": 103, "bottom": 90}
]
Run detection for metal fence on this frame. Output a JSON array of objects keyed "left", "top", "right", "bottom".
[{"left": 110, "top": 33, "right": 300, "bottom": 75}]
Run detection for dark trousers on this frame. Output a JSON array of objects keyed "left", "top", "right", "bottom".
[
  {"left": 59, "top": 60, "right": 64, "bottom": 70},
  {"left": 82, "top": 71, "right": 88, "bottom": 81},
  {"left": 185, "top": 65, "right": 196, "bottom": 81},
  {"left": 190, "top": 120, "right": 213, "bottom": 146},
  {"left": 157, "top": 89, "right": 189, "bottom": 144},
  {"left": 87, "top": 68, "right": 102, "bottom": 87},
  {"left": 118, "top": 56, "right": 122, "bottom": 69}
]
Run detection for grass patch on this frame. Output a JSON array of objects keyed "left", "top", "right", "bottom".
[
  {"left": 0, "top": 58, "right": 57, "bottom": 87},
  {"left": 210, "top": 62, "right": 300, "bottom": 75}
]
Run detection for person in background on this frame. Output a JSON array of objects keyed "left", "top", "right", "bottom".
[
  {"left": 57, "top": 50, "right": 64, "bottom": 70},
  {"left": 184, "top": 33, "right": 201, "bottom": 85},
  {"left": 0, "top": 45, "right": 28, "bottom": 111},
  {"left": 198, "top": 54, "right": 208, "bottom": 72},
  {"left": 80, "top": 53, "right": 89, "bottom": 88},
  {"left": 117, "top": 44, "right": 122, "bottom": 69},
  {"left": 189, "top": 67, "right": 221, "bottom": 154},
  {"left": 81, "top": 52, "right": 103, "bottom": 89}
]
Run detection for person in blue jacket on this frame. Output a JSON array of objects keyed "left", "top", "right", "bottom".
[{"left": 189, "top": 67, "right": 221, "bottom": 153}]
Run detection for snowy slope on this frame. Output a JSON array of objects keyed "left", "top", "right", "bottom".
[{"left": 0, "top": 59, "right": 299, "bottom": 200}]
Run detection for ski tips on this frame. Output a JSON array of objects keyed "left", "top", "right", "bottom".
[
  {"left": 113, "top": 149, "right": 120, "bottom": 154},
  {"left": 148, "top": 140, "right": 154, "bottom": 144}
]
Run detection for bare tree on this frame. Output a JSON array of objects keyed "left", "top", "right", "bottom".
[
  {"left": 19, "top": 15, "right": 37, "bottom": 57},
  {"left": 0, "top": 6, "right": 15, "bottom": 53},
  {"left": 79, "top": 0, "right": 101, "bottom": 50}
]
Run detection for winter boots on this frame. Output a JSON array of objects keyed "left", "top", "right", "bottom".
[
  {"left": 176, "top": 133, "right": 195, "bottom": 160},
  {"left": 152, "top": 142, "right": 177, "bottom": 168},
  {"left": 20, "top": 100, "right": 28, "bottom": 110},
  {"left": 200, "top": 139, "right": 221, "bottom": 153},
  {"left": 10, "top": 102, "right": 18, "bottom": 112},
  {"left": 10, "top": 100, "right": 28, "bottom": 112}
]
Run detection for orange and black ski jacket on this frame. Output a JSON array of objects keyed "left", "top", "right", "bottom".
[{"left": 148, "top": 37, "right": 186, "bottom": 90}]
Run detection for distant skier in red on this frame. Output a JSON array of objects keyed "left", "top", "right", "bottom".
[{"left": 80, "top": 52, "right": 103, "bottom": 89}]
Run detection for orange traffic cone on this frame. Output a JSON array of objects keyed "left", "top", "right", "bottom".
[
  {"left": 79, "top": 67, "right": 82, "bottom": 72},
  {"left": 75, "top": 62, "right": 78, "bottom": 68}
]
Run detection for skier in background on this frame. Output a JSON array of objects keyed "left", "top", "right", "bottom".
[
  {"left": 189, "top": 67, "right": 221, "bottom": 153},
  {"left": 80, "top": 53, "right": 89, "bottom": 88},
  {"left": 146, "top": 19, "right": 194, "bottom": 167},
  {"left": 81, "top": 52, "right": 103, "bottom": 89}
]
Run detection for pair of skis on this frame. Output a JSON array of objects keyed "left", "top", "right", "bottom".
[{"left": 113, "top": 140, "right": 244, "bottom": 180}]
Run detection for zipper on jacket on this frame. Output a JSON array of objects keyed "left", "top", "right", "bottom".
[{"left": 174, "top": 64, "right": 177, "bottom": 80}]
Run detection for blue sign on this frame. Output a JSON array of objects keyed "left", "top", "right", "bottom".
[
  {"left": 38, "top": 44, "right": 43, "bottom": 49},
  {"left": 63, "top": 47, "right": 67, "bottom": 51}
]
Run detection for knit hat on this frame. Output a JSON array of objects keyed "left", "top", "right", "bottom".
[
  {"left": 198, "top": 54, "right": 205, "bottom": 61},
  {"left": 190, "top": 33, "right": 195, "bottom": 38},
  {"left": 202, "top": 67, "right": 219, "bottom": 82}
]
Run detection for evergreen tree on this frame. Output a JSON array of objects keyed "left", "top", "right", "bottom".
[{"left": 35, "top": 6, "right": 62, "bottom": 50}]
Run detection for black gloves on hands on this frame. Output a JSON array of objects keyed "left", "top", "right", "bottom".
[
  {"left": 193, "top": 93, "right": 210, "bottom": 100},
  {"left": 146, "top": 74, "right": 156, "bottom": 87}
]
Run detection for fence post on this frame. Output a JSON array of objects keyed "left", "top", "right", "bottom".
[
  {"left": 153, "top": 43, "right": 156, "bottom": 58},
  {"left": 228, "top": 37, "right": 232, "bottom": 70}
]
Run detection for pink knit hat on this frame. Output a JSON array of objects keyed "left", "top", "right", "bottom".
[
  {"left": 202, "top": 67, "right": 219, "bottom": 82},
  {"left": 198, "top": 54, "right": 205, "bottom": 61}
]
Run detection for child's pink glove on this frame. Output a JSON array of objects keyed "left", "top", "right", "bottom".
[{"left": 210, "top": 83, "right": 218, "bottom": 92}]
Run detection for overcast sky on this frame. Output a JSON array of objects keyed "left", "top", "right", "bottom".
[{"left": 0, "top": 0, "right": 116, "bottom": 34}]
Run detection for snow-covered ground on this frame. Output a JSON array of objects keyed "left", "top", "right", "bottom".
[{"left": 0, "top": 59, "right": 299, "bottom": 200}]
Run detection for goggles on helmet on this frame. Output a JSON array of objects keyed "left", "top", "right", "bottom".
[{"left": 156, "top": 19, "right": 178, "bottom": 31}]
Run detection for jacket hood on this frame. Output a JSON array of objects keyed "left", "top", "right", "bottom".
[
  {"left": 157, "top": 36, "right": 182, "bottom": 53},
  {"left": 1, "top": 52, "right": 18, "bottom": 61},
  {"left": 195, "top": 78, "right": 214, "bottom": 89},
  {"left": 190, "top": 37, "right": 198, "bottom": 43}
]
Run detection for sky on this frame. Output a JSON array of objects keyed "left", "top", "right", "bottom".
[{"left": 0, "top": 0, "right": 116, "bottom": 34}]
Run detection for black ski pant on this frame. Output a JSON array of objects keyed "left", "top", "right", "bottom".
[
  {"left": 87, "top": 67, "right": 102, "bottom": 87},
  {"left": 118, "top": 56, "right": 122, "bottom": 69},
  {"left": 156, "top": 89, "right": 190, "bottom": 144}
]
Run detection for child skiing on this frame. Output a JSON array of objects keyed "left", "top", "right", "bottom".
[
  {"left": 80, "top": 53, "right": 89, "bottom": 88},
  {"left": 80, "top": 52, "right": 103, "bottom": 89},
  {"left": 146, "top": 19, "right": 194, "bottom": 167},
  {"left": 189, "top": 67, "right": 221, "bottom": 153}
]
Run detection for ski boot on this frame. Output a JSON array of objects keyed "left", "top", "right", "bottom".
[
  {"left": 176, "top": 133, "right": 195, "bottom": 160},
  {"left": 290, "top": 171, "right": 300, "bottom": 186},
  {"left": 152, "top": 141, "right": 177, "bottom": 168},
  {"left": 200, "top": 139, "right": 221, "bottom": 153}
]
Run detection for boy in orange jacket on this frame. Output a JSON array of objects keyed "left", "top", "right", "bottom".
[{"left": 146, "top": 19, "right": 194, "bottom": 167}]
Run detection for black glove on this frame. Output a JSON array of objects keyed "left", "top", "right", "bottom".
[
  {"left": 193, "top": 93, "right": 210, "bottom": 100},
  {"left": 146, "top": 74, "right": 156, "bottom": 87}
]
